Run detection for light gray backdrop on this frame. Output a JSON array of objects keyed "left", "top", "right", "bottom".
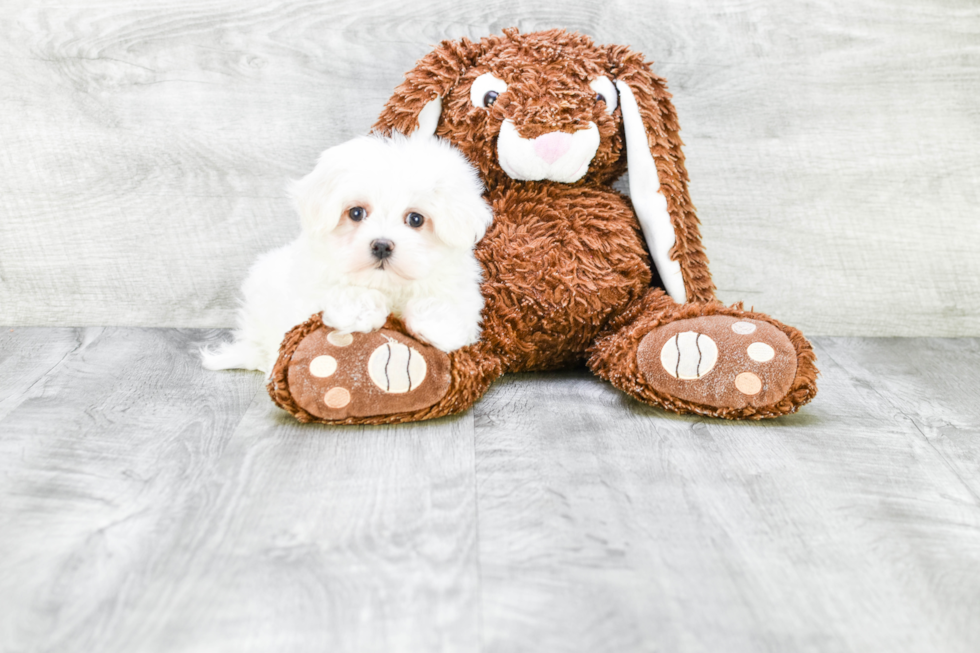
[{"left": 1, "top": 0, "right": 977, "bottom": 336}]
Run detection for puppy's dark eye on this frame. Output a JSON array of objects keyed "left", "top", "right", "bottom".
[
  {"left": 348, "top": 206, "right": 365, "bottom": 222},
  {"left": 595, "top": 93, "right": 606, "bottom": 104},
  {"left": 483, "top": 90, "right": 499, "bottom": 107},
  {"left": 406, "top": 212, "right": 425, "bottom": 228}
]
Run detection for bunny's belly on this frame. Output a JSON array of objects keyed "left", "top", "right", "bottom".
[{"left": 476, "top": 183, "right": 653, "bottom": 372}]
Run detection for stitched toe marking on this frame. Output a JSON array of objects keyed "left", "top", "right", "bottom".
[
  {"left": 324, "top": 387, "right": 351, "bottom": 408},
  {"left": 747, "top": 342, "right": 775, "bottom": 362},
  {"left": 734, "top": 372, "right": 763, "bottom": 395},
  {"left": 327, "top": 331, "right": 354, "bottom": 347},
  {"left": 309, "top": 355, "right": 337, "bottom": 377},
  {"left": 731, "top": 321, "right": 756, "bottom": 335},
  {"left": 368, "top": 340, "right": 428, "bottom": 393},
  {"left": 660, "top": 332, "right": 718, "bottom": 380}
]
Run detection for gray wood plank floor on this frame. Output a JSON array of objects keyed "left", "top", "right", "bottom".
[{"left": 2, "top": 328, "right": 979, "bottom": 653}]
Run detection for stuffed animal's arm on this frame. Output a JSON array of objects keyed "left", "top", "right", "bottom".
[{"left": 615, "top": 81, "right": 687, "bottom": 304}]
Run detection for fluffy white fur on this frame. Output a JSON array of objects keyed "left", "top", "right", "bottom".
[{"left": 202, "top": 133, "right": 493, "bottom": 374}]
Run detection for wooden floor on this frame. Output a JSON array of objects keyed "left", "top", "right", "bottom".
[{"left": 2, "top": 328, "right": 979, "bottom": 653}]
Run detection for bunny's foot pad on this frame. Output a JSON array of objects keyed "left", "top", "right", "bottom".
[
  {"left": 268, "top": 315, "right": 451, "bottom": 423},
  {"left": 637, "top": 315, "right": 797, "bottom": 411}
]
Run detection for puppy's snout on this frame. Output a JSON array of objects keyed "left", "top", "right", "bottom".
[{"left": 370, "top": 238, "right": 395, "bottom": 260}]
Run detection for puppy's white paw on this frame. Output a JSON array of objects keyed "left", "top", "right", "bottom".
[
  {"left": 321, "top": 289, "right": 390, "bottom": 334},
  {"left": 406, "top": 312, "right": 481, "bottom": 353},
  {"left": 324, "top": 309, "right": 389, "bottom": 334}
]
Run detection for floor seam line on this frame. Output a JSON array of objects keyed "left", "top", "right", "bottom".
[{"left": 817, "top": 338, "right": 980, "bottom": 508}]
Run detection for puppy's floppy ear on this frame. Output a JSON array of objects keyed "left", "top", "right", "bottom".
[
  {"left": 290, "top": 142, "right": 349, "bottom": 237},
  {"left": 431, "top": 189, "right": 494, "bottom": 250},
  {"left": 373, "top": 36, "right": 494, "bottom": 138},
  {"left": 609, "top": 46, "right": 715, "bottom": 305}
]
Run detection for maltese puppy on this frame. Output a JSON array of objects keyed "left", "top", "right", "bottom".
[{"left": 202, "top": 133, "right": 493, "bottom": 374}]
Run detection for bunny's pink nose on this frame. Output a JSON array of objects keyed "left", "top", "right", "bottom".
[{"left": 533, "top": 131, "right": 572, "bottom": 164}]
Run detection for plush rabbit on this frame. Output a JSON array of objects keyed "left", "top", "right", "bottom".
[{"left": 267, "top": 28, "right": 818, "bottom": 424}]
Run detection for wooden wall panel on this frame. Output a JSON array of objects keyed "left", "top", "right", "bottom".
[{"left": 0, "top": 0, "right": 977, "bottom": 335}]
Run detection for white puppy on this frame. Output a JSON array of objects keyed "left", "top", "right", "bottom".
[{"left": 202, "top": 133, "right": 493, "bottom": 374}]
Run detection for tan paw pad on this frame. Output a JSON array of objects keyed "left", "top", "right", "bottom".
[
  {"left": 324, "top": 387, "right": 351, "bottom": 408},
  {"left": 638, "top": 315, "right": 798, "bottom": 410},
  {"left": 283, "top": 325, "right": 452, "bottom": 420},
  {"left": 734, "top": 372, "right": 762, "bottom": 395}
]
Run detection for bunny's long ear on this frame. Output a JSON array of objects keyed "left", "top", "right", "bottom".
[
  {"left": 611, "top": 49, "right": 715, "bottom": 305},
  {"left": 373, "top": 37, "right": 489, "bottom": 137}
]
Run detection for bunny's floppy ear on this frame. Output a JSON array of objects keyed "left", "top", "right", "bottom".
[
  {"left": 611, "top": 49, "right": 715, "bottom": 305},
  {"left": 374, "top": 37, "right": 489, "bottom": 137}
]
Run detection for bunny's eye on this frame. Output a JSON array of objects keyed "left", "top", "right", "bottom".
[
  {"left": 348, "top": 206, "right": 365, "bottom": 221},
  {"left": 471, "top": 73, "right": 508, "bottom": 109},
  {"left": 589, "top": 77, "right": 618, "bottom": 115}
]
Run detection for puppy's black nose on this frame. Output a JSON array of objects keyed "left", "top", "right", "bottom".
[{"left": 370, "top": 239, "right": 394, "bottom": 260}]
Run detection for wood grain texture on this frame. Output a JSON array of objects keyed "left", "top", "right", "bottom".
[
  {"left": 473, "top": 341, "right": 980, "bottom": 652},
  {"left": 0, "top": 0, "right": 977, "bottom": 335},
  {"left": 2, "top": 329, "right": 980, "bottom": 651},
  {"left": 0, "top": 327, "right": 83, "bottom": 422},
  {"left": 0, "top": 328, "right": 480, "bottom": 653},
  {"left": 814, "top": 337, "right": 980, "bottom": 499},
  {"left": 0, "top": 327, "right": 260, "bottom": 652}
]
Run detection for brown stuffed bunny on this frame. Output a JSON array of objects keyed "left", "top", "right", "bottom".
[{"left": 267, "top": 28, "right": 818, "bottom": 424}]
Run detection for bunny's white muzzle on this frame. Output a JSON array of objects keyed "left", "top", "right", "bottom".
[{"left": 496, "top": 120, "right": 600, "bottom": 183}]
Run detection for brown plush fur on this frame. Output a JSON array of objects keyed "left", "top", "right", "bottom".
[
  {"left": 588, "top": 290, "right": 818, "bottom": 419},
  {"left": 375, "top": 29, "right": 715, "bottom": 303},
  {"left": 269, "top": 314, "right": 504, "bottom": 425},
  {"left": 270, "top": 28, "right": 817, "bottom": 423}
]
